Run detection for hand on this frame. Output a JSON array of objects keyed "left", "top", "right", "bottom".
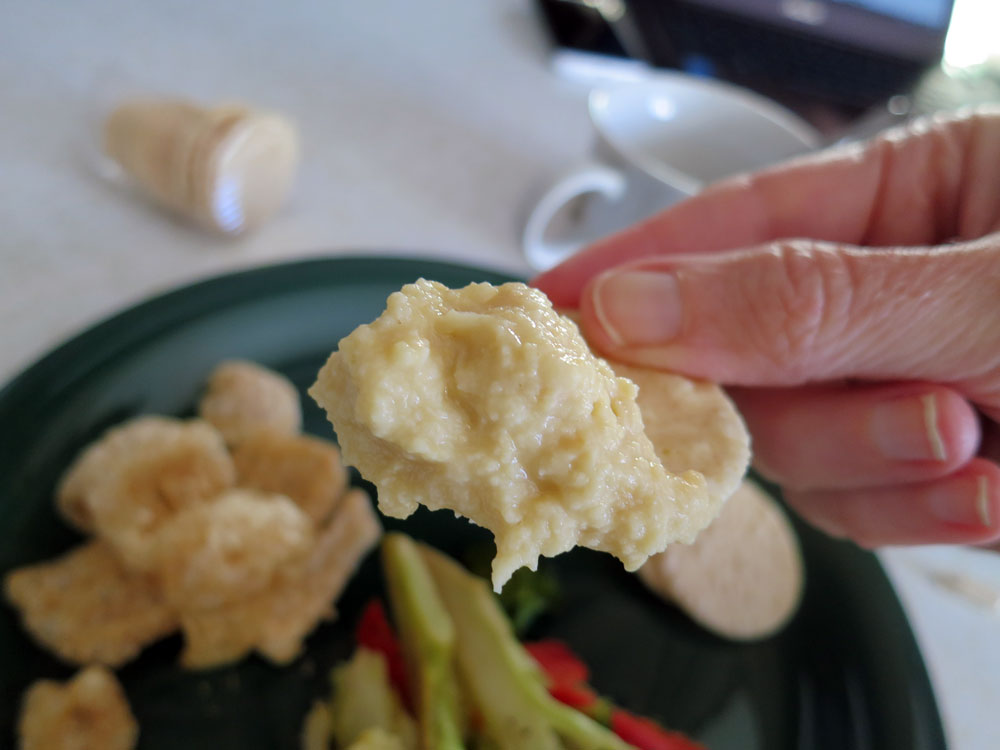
[{"left": 533, "top": 108, "right": 1000, "bottom": 548}]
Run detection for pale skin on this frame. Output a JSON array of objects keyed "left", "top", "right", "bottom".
[{"left": 533, "top": 107, "right": 1000, "bottom": 549}]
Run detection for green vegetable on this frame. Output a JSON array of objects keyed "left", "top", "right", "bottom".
[
  {"left": 346, "top": 728, "right": 409, "bottom": 750},
  {"left": 463, "top": 542, "right": 560, "bottom": 636},
  {"left": 381, "top": 533, "right": 465, "bottom": 750},
  {"left": 419, "top": 545, "right": 631, "bottom": 750},
  {"left": 498, "top": 566, "right": 560, "bottom": 636},
  {"left": 301, "top": 701, "right": 333, "bottom": 750},
  {"left": 328, "top": 648, "right": 418, "bottom": 750}
]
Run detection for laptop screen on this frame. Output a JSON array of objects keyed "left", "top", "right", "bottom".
[
  {"left": 831, "top": 0, "right": 952, "bottom": 30},
  {"left": 681, "top": 0, "right": 955, "bottom": 60}
]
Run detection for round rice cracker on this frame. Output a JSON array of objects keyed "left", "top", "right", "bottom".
[
  {"left": 608, "top": 361, "right": 750, "bottom": 502},
  {"left": 560, "top": 308, "right": 749, "bottom": 528},
  {"left": 638, "top": 479, "right": 804, "bottom": 640}
]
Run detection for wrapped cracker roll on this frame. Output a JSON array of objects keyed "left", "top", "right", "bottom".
[{"left": 104, "top": 97, "right": 299, "bottom": 233}]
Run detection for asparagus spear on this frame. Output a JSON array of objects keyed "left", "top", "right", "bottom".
[
  {"left": 328, "top": 648, "right": 418, "bottom": 750},
  {"left": 419, "top": 545, "right": 632, "bottom": 750},
  {"left": 381, "top": 533, "right": 465, "bottom": 750}
]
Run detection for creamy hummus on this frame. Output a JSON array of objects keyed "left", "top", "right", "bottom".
[{"left": 312, "top": 280, "right": 743, "bottom": 589}]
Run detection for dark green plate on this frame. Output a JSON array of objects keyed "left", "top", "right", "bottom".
[{"left": 0, "top": 257, "right": 946, "bottom": 749}]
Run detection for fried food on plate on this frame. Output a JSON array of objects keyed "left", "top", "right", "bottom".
[
  {"left": 638, "top": 479, "right": 804, "bottom": 640},
  {"left": 3, "top": 541, "right": 177, "bottom": 667},
  {"left": 153, "top": 489, "right": 315, "bottom": 609},
  {"left": 311, "top": 280, "right": 749, "bottom": 589},
  {"left": 10, "top": 358, "right": 367, "bottom": 680},
  {"left": 199, "top": 360, "right": 302, "bottom": 445},
  {"left": 179, "top": 488, "right": 382, "bottom": 668},
  {"left": 233, "top": 430, "right": 348, "bottom": 524},
  {"left": 56, "top": 416, "right": 235, "bottom": 569},
  {"left": 18, "top": 665, "right": 138, "bottom": 750}
]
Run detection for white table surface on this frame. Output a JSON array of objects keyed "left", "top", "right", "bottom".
[{"left": 1, "top": 2, "right": 998, "bottom": 748}]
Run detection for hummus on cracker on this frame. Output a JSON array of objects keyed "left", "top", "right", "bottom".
[{"left": 311, "top": 280, "right": 748, "bottom": 589}]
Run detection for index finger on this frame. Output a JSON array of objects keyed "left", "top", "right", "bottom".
[{"left": 533, "top": 107, "right": 1000, "bottom": 307}]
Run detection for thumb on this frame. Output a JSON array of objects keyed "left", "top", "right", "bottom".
[{"left": 580, "top": 238, "right": 1000, "bottom": 402}]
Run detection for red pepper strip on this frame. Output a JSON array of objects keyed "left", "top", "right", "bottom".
[
  {"left": 524, "top": 639, "right": 590, "bottom": 685},
  {"left": 525, "top": 639, "right": 702, "bottom": 749},
  {"left": 548, "top": 681, "right": 601, "bottom": 711},
  {"left": 525, "top": 639, "right": 597, "bottom": 711},
  {"left": 610, "top": 709, "right": 707, "bottom": 750},
  {"left": 355, "top": 599, "right": 410, "bottom": 708}
]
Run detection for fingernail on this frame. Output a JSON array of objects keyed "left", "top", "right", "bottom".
[
  {"left": 871, "top": 393, "right": 947, "bottom": 462},
  {"left": 929, "top": 474, "right": 993, "bottom": 526},
  {"left": 976, "top": 475, "right": 992, "bottom": 525},
  {"left": 591, "top": 270, "right": 682, "bottom": 347}
]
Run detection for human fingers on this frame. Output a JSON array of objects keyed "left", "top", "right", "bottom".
[
  {"left": 577, "top": 238, "right": 1000, "bottom": 420},
  {"left": 534, "top": 107, "right": 1000, "bottom": 307},
  {"left": 784, "top": 458, "right": 1000, "bottom": 547},
  {"left": 729, "top": 383, "right": 980, "bottom": 491}
]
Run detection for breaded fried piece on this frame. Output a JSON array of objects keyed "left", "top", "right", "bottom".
[
  {"left": 198, "top": 360, "right": 301, "bottom": 445},
  {"left": 232, "top": 430, "right": 348, "bottom": 524},
  {"left": 180, "top": 488, "right": 382, "bottom": 669},
  {"left": 154, "top": 489, "right": 314, "bottom": 609},
  {"left": 56, "top": 417, "right": 235, "bottom": 570},
  {"left": 4, "top": 541, "right": 177, "bottom": 667},
  {"left": 18, "top": 665, "right": 138, "bottom": 750}
]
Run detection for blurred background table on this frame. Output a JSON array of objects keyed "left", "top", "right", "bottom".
[{"left": 1, "top": 2, "right": 999, "bottom": 748}]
